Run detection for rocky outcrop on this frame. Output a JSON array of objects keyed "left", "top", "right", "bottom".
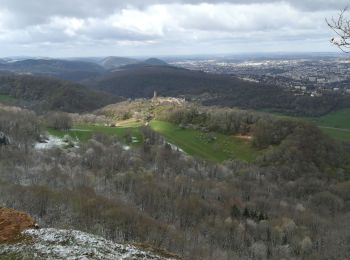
[
  {"left": 0, "top": 228, "right": 176, "bottom": 259},
  {"left": 0, "top": 208, "right": 178, "bottom": 259}
]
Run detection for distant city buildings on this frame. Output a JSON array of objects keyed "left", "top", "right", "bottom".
[{"left": 170, "top": 57, "right": 350, "bottom": 96}]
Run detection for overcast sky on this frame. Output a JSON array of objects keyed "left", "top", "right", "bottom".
[{"left": 0, "top": 0, "right": 348, "bottom": 57}]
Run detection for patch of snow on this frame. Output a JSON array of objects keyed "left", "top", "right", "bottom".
[
  {"left": 35, "top": 135, "right": 66, "bottom": 150},
  {"left": 131, "top": 136, "right": 140, "bottom": 144},
  {"left": 167, "top": 143, "right": 185, "bottom": 153},
  {"left": 35, "top": 135, "right": 78, "bottom": 150},
  {"left": 0, "top": 228, "right": 176, "bottom": 260},
  {"left": 123, "top": 145, "right": 131, "bottom": 151}
]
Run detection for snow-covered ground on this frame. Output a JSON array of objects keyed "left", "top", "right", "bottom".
[
  {"left": 167, "top": 142, "right": 185, "bottom": 153},
  {"left": 35, "top": 135, "right": 67, "bottom": 150},
  {"left": 0, "top": 228, "right": 177, "bottom": 260}
]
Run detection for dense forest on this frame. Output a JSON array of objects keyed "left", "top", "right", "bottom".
[{"left": 0, "top": 101, "right": 349, "bottom": 259}]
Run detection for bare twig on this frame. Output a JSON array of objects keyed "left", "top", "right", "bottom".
[{"left": 326, "top": 7, "right": 350, "bottom": 53}]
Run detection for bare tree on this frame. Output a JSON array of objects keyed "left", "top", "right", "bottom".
[{"left": 327, "top": 7, "right": 350, "bottom": 52}]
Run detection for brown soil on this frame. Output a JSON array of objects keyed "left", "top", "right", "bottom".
[{"left": 0, "top": 208, "right": 35, "bottom": 243}]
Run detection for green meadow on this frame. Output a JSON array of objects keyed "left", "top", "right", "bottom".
[
  {"left": 0, "top": 94, "right": 16, "bottom": 103},
  {"left": 48, "top": 123, "right": 143, "bottom": 144},
  {"left": 263, "top": 108, "right": 350, "bottom": 142},
  {"left": 303, "top": 108, "right": 350, "bottom": 141},
  {"left": 48, "top": 120, "right": 261, "bottom": 162},
  {"left": 150, "top": 120, "right": 260, "bottom": 162},
  {"left": 307, "top": 108, "right": 350, "bottom": 128}
]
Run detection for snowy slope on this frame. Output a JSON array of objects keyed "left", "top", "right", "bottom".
[{"left": 0, "top": 228, "right": 177, "bottom": 260}]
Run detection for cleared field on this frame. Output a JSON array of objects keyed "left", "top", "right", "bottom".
[
  {"left": 302, "top": 108, "right": 350, "bottom": 142},
  {"left": 263, "top": 108, "right": 350, "bottom": 142},
  {"left": 150, "top": 120, "right": 260, "bottom": 162},
  {"left": 0, "top": 94, "right": 16, "bottom": 103},
  {"left": 307, "top": 108, "right": 350, "bottom": 129},
  {"left": 48, "top": 123, "right": 142, "bottom": 144},
  {"left": 319, "top": 127, "right": 350, "bottom": 142},
  {"left": 48, "top": 120, "right": 260, "bottom": 162}
]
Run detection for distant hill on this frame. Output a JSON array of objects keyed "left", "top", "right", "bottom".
[
  {"left": 99, "top": 56, "right": 139, "bottom": 69},
  {"left": 0, "top": 59, "right": 106, "bottom": 81},
  {"left": 142, "top": 58, "right": 168, "bottom": 66},
  {"left": 85, "top": 64, "right": 237, "bottom": 98},
  {"left": 0, "top": 75, "right": 120, "bottom": 113},
  {"left": 85, "top": 64, "right": 347, "bottom": 116}
]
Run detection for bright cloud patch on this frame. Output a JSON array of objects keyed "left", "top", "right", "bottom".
[{"left": 0, "top": 1, "right": 343, "bottom": 55}]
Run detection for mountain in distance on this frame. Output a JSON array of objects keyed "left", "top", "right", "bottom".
[
  {"left": 84, "top": 64, "right": 230, "bottom": 98},
  {"left": 0, "top": 56, "right": 344, "bottom": 116},
  {"left": 0, "top": 57, "right": 169, "bottom": 80},
  {"left": 99, "top": 56, "right": 140, "bottom": 69},
  {"left": 142, "top": 58, "right": 169, "bottom": 66},
  {"left": 0, "top": 59, "right": 106, "bottom": 81},
  {"left": 84, "top": 62, "right": 347, "bottom": 116},
  {"left": 98, "top": 57, "right": 168, "bottom": 70}
]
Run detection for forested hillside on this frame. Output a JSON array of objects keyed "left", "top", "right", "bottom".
[
  {"left": 0, "top": 58, "right": 348, "bottom": 117},
  {"left": 0, "top": 59, "right": 106, "bottom": 81},
  {"left": 86, "top": 64, "right": 349, "bottom": 116},
  {"left": 0, "top": 75, "right": 120, "bottom": 112},
  {"left": 0, "top": 101, "right": 349, "bottom": 259}
]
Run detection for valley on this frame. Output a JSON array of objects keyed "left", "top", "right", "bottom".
[
  {"left": 1, "top": 1, "right": 350, "bottom": 259},
  {"left": 0, "top": 56, "right": 349, "bottom": 260}
]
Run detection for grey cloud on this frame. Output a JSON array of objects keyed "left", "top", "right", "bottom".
[
  {"left": 0, "top": 0, "right": 343, "bottom": 56},
  {"left": 0, "top": 0, "right": 347, "bottom": 29}
]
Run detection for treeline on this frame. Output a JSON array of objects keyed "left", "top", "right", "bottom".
[{"left": 0, "top": 107, "right": 349, "bottom": 259}]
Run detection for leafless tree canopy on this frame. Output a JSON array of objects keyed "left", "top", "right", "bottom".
[{"left": 327, "top": 7, "right": 350, "bottom": 52}]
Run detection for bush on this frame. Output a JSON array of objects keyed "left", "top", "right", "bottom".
[{"left": 46, "top": 112, "right": 73, "bottom": 130}]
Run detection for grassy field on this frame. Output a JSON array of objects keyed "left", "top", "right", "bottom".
[
  {"left": 48, "top": 119, "right": 260, "bottom": 162},
  {"left": 263, "top": 108, "right": 350, "bottom": 142},
  {"left": 150, "top": 120, "right": 260, "bottom": 162},
  {"left": 306, "top": 108, "right": 350, "bottom": 129},
  {"left": 0, "top": 94, "right": 16, "bottom": 103},
  {"left": 319, "top": 127, "right": 350, "bottom": 142},
  {"left": 301, "top": 108, "right": 350, "bottom": 142},
  {"left": 48, "top": 123, "right": 143, "bottom": 144}
]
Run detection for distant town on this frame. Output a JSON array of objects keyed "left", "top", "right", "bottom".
[{"left": 170, "top": 55, "right": 350, "bottom": 97}]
